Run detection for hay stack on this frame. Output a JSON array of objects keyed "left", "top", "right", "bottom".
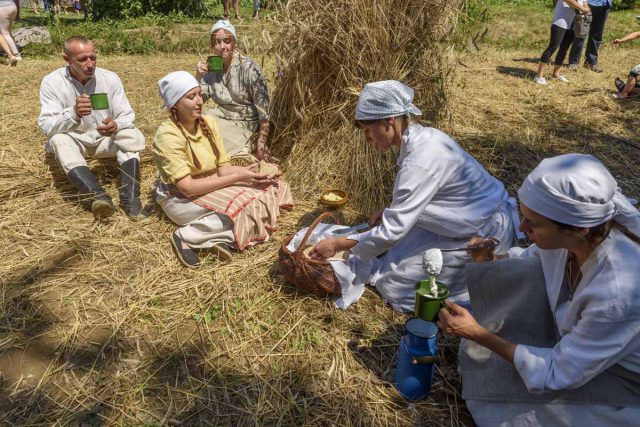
[{"left": 271, "top": 0, "right": 462, "bottom": 212}]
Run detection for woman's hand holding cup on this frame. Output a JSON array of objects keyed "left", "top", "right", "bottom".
[{"left": 196, "top": 60, "right": 208, "bottom": 80}]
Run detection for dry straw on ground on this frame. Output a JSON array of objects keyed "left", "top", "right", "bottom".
[
  {"left": 0, "top": 53, "right": 468, "bottom": 427},
  {"left": 270, "top": 0, "right": 462, "bottom": 213}
]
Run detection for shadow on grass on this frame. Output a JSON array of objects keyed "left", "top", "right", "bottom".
[{"left": 496, "top": 65, "right": 536, "bottom": 80}]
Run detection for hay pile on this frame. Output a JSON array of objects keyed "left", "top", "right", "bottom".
[{"left": 270, "top": 0, "right": 462, "bottom": 213}]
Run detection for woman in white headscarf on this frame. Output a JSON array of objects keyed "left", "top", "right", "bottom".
[
  {"left": 309, "top": 80, "right": 520, "bottom": 311},
  {"left": 439, "top": 154, "right": 640, "bottom": 425},
  {"left": 153, "top": 71, "right": 292, "bottom": 269},
  {"left": 195, "top": 19, "right": 272, "bottom": 162}
]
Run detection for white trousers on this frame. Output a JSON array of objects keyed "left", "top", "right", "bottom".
[
  {"left": 155, "top": 185, "right": 235, "bottom": 249},
  {"left": 47, "top": 128, "right": 145, "bottom": 173}
]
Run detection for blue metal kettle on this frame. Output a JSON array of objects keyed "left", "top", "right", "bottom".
[{"left": 395, "top": 318, "right": 439, "bottom": 400}]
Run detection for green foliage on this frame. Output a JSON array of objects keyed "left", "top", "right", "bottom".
[
  {"left": 613, "top": 0, "right": 638, "bottom": 10},
  {"left": 90, "top": 0, "right": 209, "bottom": 20}
]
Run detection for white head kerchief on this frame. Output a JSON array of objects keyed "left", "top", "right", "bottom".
[
  {"left": 355, "top": 80, "right": 422, "bottom": 121},
  {"left": 210, "top": 19, "right": 237, "bottom": 40},
  {"left": 158, "top": 71, "right": 199, "bottom": 109},
  {"left": 518, "top": 153, "right": 640, "bottom": 237}
]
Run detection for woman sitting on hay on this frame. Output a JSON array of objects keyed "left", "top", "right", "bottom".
[
  {"left": 153, "top": 71, "right": 292, "bottom": 268},
  {"left": 438, "top": 154, "right": 640, "bottom": 425},
  {"left": 309, "top": 80, "right": 520, "bottom": 310},
  {"left": 195, "top": 20, "right": 273, "bottom": 163}
]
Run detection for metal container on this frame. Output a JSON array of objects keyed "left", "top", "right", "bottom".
[
  {"left": 395, "top": 318, "right": 438, "bottom": 400},
  {"left": 414, "top": 280, "right": 449, "bottom": 322},
  {"left": 89, "top": 93, "right": 109, "bottom": 110},
  {"left": 207, "top": 55, "right": 224, "bottom": 71}
]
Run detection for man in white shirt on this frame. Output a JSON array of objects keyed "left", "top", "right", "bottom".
[{"left": 38, "top": 35, "right": 146, "bottom": 219}]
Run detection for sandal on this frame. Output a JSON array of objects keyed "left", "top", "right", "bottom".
[
  {"left": 209, "top": 244, "right": 233, "bottom": 262},
  {"left": 615, "top": 77, "right": 626, "bottom": 93},
  {"left": 171, "top": 232, "right": 201, "bottom": 268}
]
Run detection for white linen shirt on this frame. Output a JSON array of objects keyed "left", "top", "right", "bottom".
[
  {"left": 510, "top": 229, "right": 640, "bottom": 393},
  {"left": 349, "top": 124, "right": 509, "bottom": 261},
  {"left": 38, "top": 67, "right": 136, "bottom": 140}
]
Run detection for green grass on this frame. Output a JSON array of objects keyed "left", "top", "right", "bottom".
[
  {"left": 480, "top": 3, "right": 640, "bottom": 52},
  {"left": 14, "top": 7, "right": 273, "bottom": 57}
]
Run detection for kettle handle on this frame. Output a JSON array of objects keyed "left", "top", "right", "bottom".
[{"left": 411, "top": 355, "right": 438, "bottom": 365}]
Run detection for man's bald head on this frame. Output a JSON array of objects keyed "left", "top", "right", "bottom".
[
  {"left": 63, "top": 36, "right": 97, "bottom": 84},
  {"left": 64, "top": 35, "right": 94, "bottom": 56}
]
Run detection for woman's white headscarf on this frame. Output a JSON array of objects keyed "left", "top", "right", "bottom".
[
  {"left": 210, "top": 19, "right": 237, "bottom": 40},
  {"left": 157, "top": 71, "right": 199, "bottom": 109},
  {"left": 518, "top": 153, "right": 640, "bottom": 237},
  {"left": 355, "top": 80, "right": 422, "bottom": 121}
]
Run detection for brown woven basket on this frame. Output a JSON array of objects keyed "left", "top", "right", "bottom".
[{"left": 279, "top": 211, "right": 342, "bottom": 297}]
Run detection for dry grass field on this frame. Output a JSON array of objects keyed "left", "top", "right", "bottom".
[{"left": 1, "top": 4, "right": 640, "bottom": 426}]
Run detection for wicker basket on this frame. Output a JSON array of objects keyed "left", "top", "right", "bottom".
[{"left": 279, "top": 211, "right": 342, "bottom": 297}]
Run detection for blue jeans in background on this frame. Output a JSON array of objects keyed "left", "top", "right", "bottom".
[{"left": 568, "top": 5, "right": 611, "bottom": 66}]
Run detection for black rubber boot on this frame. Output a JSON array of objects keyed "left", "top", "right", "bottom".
[
  {"left": 67, "top": 166, "right": 115, "bottom": 219},
  {"left": 118, "top": 158, "right": 143, "bottom": 218}
]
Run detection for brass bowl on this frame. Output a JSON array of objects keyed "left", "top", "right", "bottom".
[{"left": 320, "top": 189, "right": 348, "bottom": 207}]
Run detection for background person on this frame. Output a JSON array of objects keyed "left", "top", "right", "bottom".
[
  {"left": 534, "top": 0, "right": 590, "bottom": 85},
  {"left": 439, "top": 154, "right": 640, "bottom": 425},
  {"left": 568, "top": 0, "right": 612, "bottom": 72},
  {"left": 612, "top": 31, "right": 640, "bottom": 99},
  {"left": 0, "top": 0, "right": 21, "bottom": 63},
  {"left": 153, "top": 71, "right": 292, "bottom": 268},
  {"left": 223, "top": 0, "right": 240, "bottom": 20},
  {"left": 38, "top": 36, "right": 146, "bottom": 219},
  {"left": 196, "top": 20, "right": 272, "bottom": 162},
  {"left": 0, "top": 31, "right": 17, "bottom": 65},
  {"left": 309, "top": 81, "right": 519, "bottom": 311}
]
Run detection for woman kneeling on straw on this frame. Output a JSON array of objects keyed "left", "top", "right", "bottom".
[
  {"left": 438, "top": 154, "right": 640, "bottom": 425},
  {"left": 153, "top": 71, "right": 293, "bottom": 268},
  {"left": 309, "top": 80, "right": 520, "bottom": 310}
]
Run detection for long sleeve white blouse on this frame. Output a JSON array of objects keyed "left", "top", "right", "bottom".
[
  {"left": 349, "top": 125, "right": 509, "bottom": 261},
  {"left": 38, "top": 67, "right": 136, "bottom": 138},
  {"left": 510, "top": 229, "right": 640, "bottom": 393}
]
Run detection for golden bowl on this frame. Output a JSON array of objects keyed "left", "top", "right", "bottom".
[{"left": 320, "top": 189, "right": 348, "bottom": 207}]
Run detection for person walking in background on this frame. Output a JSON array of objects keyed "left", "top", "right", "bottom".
[
  {"left": 612, "top": 31, "right": 640, "bottom": 99},
  {"left": 534, "top": 0, "right": 590, "bottom": 85},
  {"left": 0, "top": 0, "right": 21, "bottom": 62},
  {"left": 223, "top": 0, "right": 240, "bottom": 20},
  {"left": 252, "top": 0, "right": 260, "bottom": 20},
  {"left": 0, "top": 32, "right": 17, "bottom": 65},
  {"left": 568, "top": 0, "right": 611, "bottom": 72}
]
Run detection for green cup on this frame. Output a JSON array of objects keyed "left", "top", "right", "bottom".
[
  {"left": 207, "top": 55, "right": 224, "bottom": 72},
  {"left": 414, "top": 280, "right": 449, "bottom": 322},
  {"left": 90, "top": 93, "right": 110, "bottom": 110}
]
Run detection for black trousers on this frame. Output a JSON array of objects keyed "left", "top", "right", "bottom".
[
  {"left": 540, "top": 24, "right": 575, "bottom": 66},
  {"left": 568, "top": 5, "right": 610, "bottom": 66}
]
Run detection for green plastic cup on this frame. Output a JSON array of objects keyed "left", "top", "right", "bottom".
[
  {"left": 207, "top": 55, "right": 224, "bottom": 72},
  {"left": 414, "top": 280, "right": 449, "bottom": 322},
  {"left": 90, "top": 93, "right": 110, "bottom": 110}
]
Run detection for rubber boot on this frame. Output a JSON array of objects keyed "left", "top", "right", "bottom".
[
  {"left": 118, "top": 158, "right": 143, "bottom": 218},
  {"left": 67, "top": 166, "right": 115, "bottom": 219}
]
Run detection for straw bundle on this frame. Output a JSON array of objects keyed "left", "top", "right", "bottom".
[{"left": 270, "top": 0, "right": 462, "bottom": 212}]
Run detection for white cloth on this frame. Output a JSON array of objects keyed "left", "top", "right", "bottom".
[
  {"left": 155, "top": 184, "right": 235, "bottom": 249},
  {"left": 552, "top": 0, "right": 585, "bottom": 30},
  {"left": 210, "top": 19, "right": 236, "bottom": 39},
  {"left": 38, "top": 67, "right": 138, "bottom": 145},
  {"left": 507, "top": 229, "right": 640, "bottom": 393},
  {"left": 158, "top": 71, "right": 199, "bottom": 109},
  {"left": 324, "top": 125, "right": 517, "bottom": 309},
  {"left": 47, "top": 130, "right": 142, "bottom": 173},
  {"left": 355, "top": 80, "right": 422, "bottom": 121},
  {"left": 518, "top": 154, "right": 640, "bottom": 237},
  {"left": 349, "top": 125, "right": 510, "bottom": 260}
]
